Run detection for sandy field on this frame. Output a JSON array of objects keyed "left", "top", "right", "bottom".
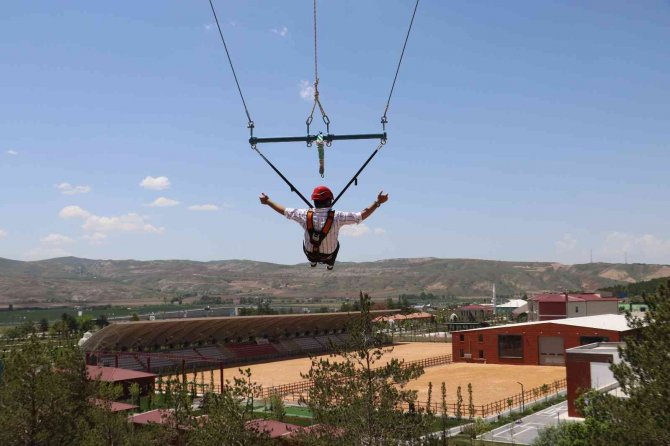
[
  {"left": 179, "top": 342, "right": 565, "bottom": 406},
  {"left": 407, "top": 362, "right": 565, "bottom": 405}
]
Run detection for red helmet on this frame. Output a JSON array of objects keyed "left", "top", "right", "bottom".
[{"left": 311, "top": 185, "right": 333, "bottom": 201}]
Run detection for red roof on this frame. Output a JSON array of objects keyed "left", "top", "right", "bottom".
[
  {"left": 92, "top": 399, "right": 138, "bottom": 412},
  {"left": 129, "top": 409, "right": 173, "bottom": 425},
  {"left": 87, "top": 365, "right": 156, "bottom": 382},
  {"left": 246, "top": 419, "right": 301, "bottom": 438},
  {"left": 530, "top": 293, "right": 618, "bottom": 303}
]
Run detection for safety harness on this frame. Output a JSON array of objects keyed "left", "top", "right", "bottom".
[{"left": 306, "top": 209, "right": 335, "bottom": 253}]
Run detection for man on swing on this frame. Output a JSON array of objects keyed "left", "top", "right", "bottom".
[{"left": 259, "top": 186, "right": 388, "bottom": 269}]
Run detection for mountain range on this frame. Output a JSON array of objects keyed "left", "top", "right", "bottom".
[{"left": 1, "top": 256, "right": 669, "bottom": 306}]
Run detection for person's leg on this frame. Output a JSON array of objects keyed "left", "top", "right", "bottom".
[
  {"left": 326, "top": 243, "right": 340, "bottom": 270},
  {"left": 302, "top": 244, "right": 317, "bottom": 267}
]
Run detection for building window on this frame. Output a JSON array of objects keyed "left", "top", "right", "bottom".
[
  {"left": 575, "top": 306, "right": 579, "bottom": 313},
  {"left": 479, "top": 350, "right": 484, "bottom": 359},
  {"left": 478, "top": 334, "right": 484, "bottom": 342},
  {"left": 459, "top": 334, "right": 465, "bottom": 342},
  {"left": 459, "top": 348, "right": 464, "bottom": 357},
  {"left": 498, "top": 335, "right": 523, "bottom": 358},
  {"left": 580, "top": 336, "right": 609, "bottom": 345}
]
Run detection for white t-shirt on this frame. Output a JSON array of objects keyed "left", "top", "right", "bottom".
[{"left": 284, "top": 207, "right": 362, "bottom": 254}]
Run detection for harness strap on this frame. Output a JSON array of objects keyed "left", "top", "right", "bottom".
[{"left": 306, "top": 210, "right": 335, "bottom": 253}]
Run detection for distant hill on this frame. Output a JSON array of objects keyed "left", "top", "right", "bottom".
[
  {"left": 1, "top": 256, "right": 670, "bottom": 306},
  {"left": 599, "top": 275, "right": 670, "bottom": 298}
]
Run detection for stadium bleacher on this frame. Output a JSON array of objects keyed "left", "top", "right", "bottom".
[{"left": 226, "top": 343, "right": 278, "bottom": 359}]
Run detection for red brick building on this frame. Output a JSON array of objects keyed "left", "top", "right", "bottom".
[
  {"left": 452, "top": 315, "right": 636, "bottom": 366},
  {"left": 527, "top": 293, "right": 619, "bottom": 321}
]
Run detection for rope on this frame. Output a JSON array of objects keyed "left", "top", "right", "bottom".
[
  {"left": 313, "top": 0, "right": 318, "bottom": 85},
  {"left": 382, "top": 0, "right": 420, "bottom": 126},
  {"left": 331, "top": 140, "right": 386, "bottom": 207},
  {"left": 251, "top": 146, "right": 312, "bottom": 207},
  {"left": 306, "top": 0, "right": 330, "bottom": 138},
  {"left": 208, "top": 0, "right": 254, "bottom": 129}
]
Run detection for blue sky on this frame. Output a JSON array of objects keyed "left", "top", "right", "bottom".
[{"left": 1, "top": 1, "right": 670, "bottom": 265}]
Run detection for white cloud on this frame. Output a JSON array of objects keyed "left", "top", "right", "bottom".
[
  {"left": 299, "top": 80, "right": 314, "bottom": 101},
  {"left": 340, "top": 224, "right": 386, "bottom": 238},
  {"left": 555, "top": 233, "right": 578, "bottom": 253},
  {"left": 59, "top": 206, "right": 164, "bottom": 244},
  {"left": 188, "top": 204, "right": 220, "bottom": 212},
  {"left": 140, "top": 176, "right": 170, "bottom": 190},
  {"left": 0, "top": 229, "right": 7, "bottom": 239},
  {"left": 55, "top": 182, "right": 91, "bottom": 195},
  {"left": 340, "top": 224, "right": 371, "bottom": 238},
  {"left": 204, "top": 24, "right": 213, "bottom": 31},
  {"left": 41, "top": 233, "right": 74, "bottom": 245},
  {"left": 82, "top": 214, "right": 163, "bottom": 235},
  {"left": 6, "top": 150, "right": 18, "bottom": 156},
  {"left": 149, "top": 197, "right": 180, "bottom": 207},
  {"left": 271, "top": 26, "right": 288, "bottom": 37},
  {"left": 83, "top": 232, "right": 107, "bottom": 245},
  {"left": 602, "top": 231, "right": 670, "bottom": 263},
  {"left": 59, "top": 205, "right": 91, "bottom": 219}
]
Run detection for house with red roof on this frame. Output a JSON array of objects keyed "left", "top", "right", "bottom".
[
  {"left": 527, "top": 293, "right": 619, "bottom": 321},
  {"left": 87, "top": 365, "right": 156, "bottom": 397}
]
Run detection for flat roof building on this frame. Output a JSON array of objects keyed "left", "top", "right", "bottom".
[
  {"left": 452, "top": 314, "right": 637, "bottom": 366},
  {"left": 527, "top": 293, "right": 619, "bottom": 321}
]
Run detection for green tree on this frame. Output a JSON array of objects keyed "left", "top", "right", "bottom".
[
  {"left": 440, "top": 382, "right": 448, "bottom": 445},
  {"left": 129, "top": 382, "right": 141, "bottom": 408},
  {"left": 189, "top": 368, "right": 272, "bottom": 446},
  {"left": 80, "top": 382, "right": 149, "bottom": 446},
  {"left": 38, "top": 318, "right": 49, "bottom": 333},
  {"left": 269, "top": 391, "right": 286, "bottom": 421},
  {"left": 0, "top": 337, "right": 93, "bottom": 445},
  {"left": 300, "top": 292, "right": 433, "bottom": 445},
  {"left": 455, "top": 386, "right": 463, "bottom": 421},
  {"left": 467, "top": 383, "right": 475, "bottom": 420}
]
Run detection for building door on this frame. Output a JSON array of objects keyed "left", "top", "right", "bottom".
[{"left": 538, "top": 336, "right": 565, "bottom": 365}]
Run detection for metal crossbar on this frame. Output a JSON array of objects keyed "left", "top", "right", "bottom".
[{"left": 249, "top": 132, "right": 386, "bottom": 146}]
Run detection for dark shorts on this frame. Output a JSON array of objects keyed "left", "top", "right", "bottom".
[{"left": 303, "top": 242, "right": 340, "bottom": 266}]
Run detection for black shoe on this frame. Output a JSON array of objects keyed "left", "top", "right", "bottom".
[
  {"left": 310, "top": 262, "right": 317, "bottom": 268},
  {"left": 327, "top": 265, "right": 334, "bottom": 271}
]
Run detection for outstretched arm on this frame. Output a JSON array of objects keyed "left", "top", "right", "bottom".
[
  {"left": 259, "top": 193, "right": 286, "bottom": 216},
  {"left": 361, "top": 190, "right": 389, "bottom": 221}
]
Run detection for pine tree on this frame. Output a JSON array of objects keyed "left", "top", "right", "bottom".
[
  {"left": 0, "top": 336, "right": 93, "bottom": 445},
  {"left": 300, "top": 292, "right": 433, "bottom": 445}
]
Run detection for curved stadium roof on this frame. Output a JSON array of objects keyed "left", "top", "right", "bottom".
[{"left": 82, "top": 310, "right": 397, "bottom": 351}]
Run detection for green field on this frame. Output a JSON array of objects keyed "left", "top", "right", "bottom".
[{"left": 0, "top": 303, "right": 210, "bottom": 326}]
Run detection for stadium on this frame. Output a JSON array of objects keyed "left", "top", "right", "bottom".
[{"left": 80, "top": 311, "right": 567, "bottom": 417}]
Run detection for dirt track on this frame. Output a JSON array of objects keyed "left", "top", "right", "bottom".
[{"left": 180, "top": 342, "right": 565, "bottom": 406}]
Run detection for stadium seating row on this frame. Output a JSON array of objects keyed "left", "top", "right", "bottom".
[{"left": 91, "top": 334, "right": 350, "bottom": 373}]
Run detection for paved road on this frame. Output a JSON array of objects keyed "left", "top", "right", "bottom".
[{"left": 479, "top": 401, "right": 568, "bottom": 445}]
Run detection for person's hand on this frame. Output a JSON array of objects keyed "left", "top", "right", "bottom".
[
  {"left": 259, "top": 193, "right": 270, "bottom": 205},
  {"left": 377, "top": 191, "right": 389, "bottom": 205}
]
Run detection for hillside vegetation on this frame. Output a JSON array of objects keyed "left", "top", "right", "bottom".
[
  {"left": 599, "top": 275, "right": 670, "bottom": 297},
  {"left": 1, "top": 257, "right": 669, "bottom": 306}
]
